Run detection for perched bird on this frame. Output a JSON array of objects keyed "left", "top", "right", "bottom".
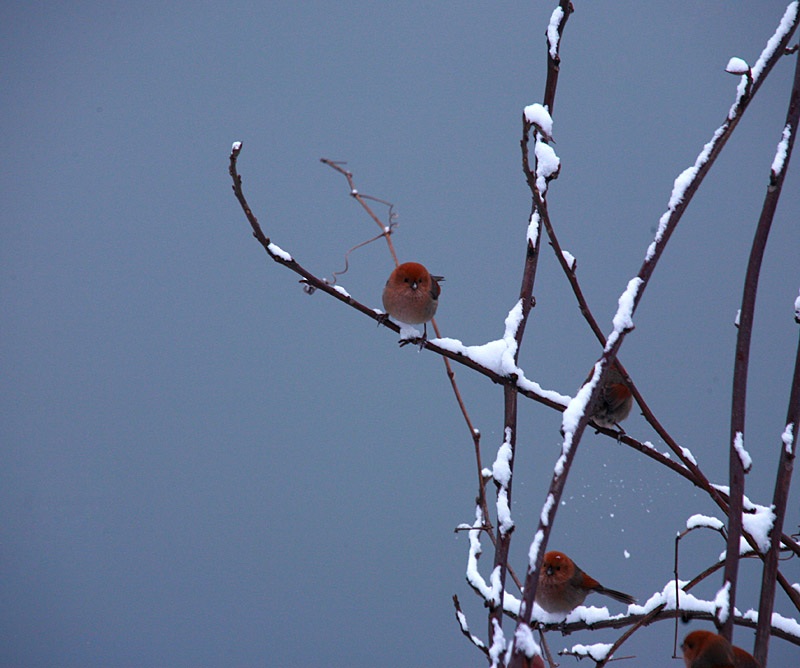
[
  {"left": 382, "top": 262, "right": 443, "bottom": 343},
  {"left": 588, "top": 361, "right": 633, "bottom": 430},
  {"left": 681, "top": 630, "right": 760, "bottom": 668},
  {"left": 535, "top": 551, "right": 636, "bottom": 615}
]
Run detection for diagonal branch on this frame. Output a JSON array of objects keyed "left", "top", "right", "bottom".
[{"left": 507, "top": 8, "right": 800, "bottom": 666}]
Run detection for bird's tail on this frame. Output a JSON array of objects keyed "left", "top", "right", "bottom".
[{"left": 596, "top": 586, "right": 636, "bottom": 605}]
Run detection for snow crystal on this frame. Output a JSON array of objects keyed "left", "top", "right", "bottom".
[
  {"left": 561, "top": 250, "right": 576, "bottom": 271},
  {"left": 782, "top": 423, "right": 795, "bottom": 454},
  {"left": 772, "top": 124, "right": 792, "bottom": 176},
  {"left": 725, "top": 57, "right": 750, "bottom": 75},
  {"left": 733, "top": 431, "right": 752, "bottom": 472},
  {"left": 523, "top": 103, "right": 553, "bottom": 138},
  {"left": 267, "top": 242, "right": 292, "bottom": 262},
  {"left": 686, "top": 514, "right": 724, "bottom": 531},
  {"left": 547, "top": 6, "right": 564, "bottom": 59},
  {"left": 624, "top": 549, "right": 631, "bottom": 559}
]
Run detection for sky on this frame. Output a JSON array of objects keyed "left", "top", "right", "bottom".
[{"left": 2, "top": 2, "right": 799, "bottom": 667}]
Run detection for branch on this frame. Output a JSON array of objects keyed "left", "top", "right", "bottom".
[
  {"left": 722, "top": 24, "right": 800, "bottom": 638},
  {"left": 507, "top": 8, "right": 800, "bottom": 665}
]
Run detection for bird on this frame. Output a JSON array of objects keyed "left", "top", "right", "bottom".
[
  {"left": 681, "top": 630, "right": 761, "bottom": 668},
  {"left": 381, "top": 262, "right": 443, "bottom": 344},
  {"left": 535, "top": 551, "right": 636, "bottom": 615},
  {"left": 587, "top": 361, "right": 633, "bottom": 430}
]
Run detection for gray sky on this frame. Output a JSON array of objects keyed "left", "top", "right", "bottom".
[{"left": 2, "top": 2, "right": 799, "bottom": 667}]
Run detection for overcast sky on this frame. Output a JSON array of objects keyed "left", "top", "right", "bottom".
[{"left": 2, "top": 2, "right": 799, "bottom": 667}]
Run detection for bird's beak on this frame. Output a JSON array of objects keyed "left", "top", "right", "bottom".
[
  {"left": 411, "top": 281, "right": 418, "bottom": 290},
  {"left": 545, "top": 566, "right": 553, "bottom": 576}
]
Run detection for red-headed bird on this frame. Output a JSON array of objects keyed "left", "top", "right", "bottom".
[
  {"left": 681, "top": 630, "right": 760, "bottom": 668},
  {"left": 382, "top": 262, "right": 443, "bottom": 343},
  {"left": 535, "top": 551, "right": 636, "bottom": 615}
]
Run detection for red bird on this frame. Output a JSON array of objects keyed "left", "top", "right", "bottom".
[
  {"left": 535, "top": 551, "right": 636, "bottom": 615},
  {"left": 588, "top": 362, "right": 633, "bottom": 429},
  {"left": 382, "top": 262, "right": 443, "bottom": 342},
  {"left": 681, "top": 630, "right": 760, "bottom": 668}
]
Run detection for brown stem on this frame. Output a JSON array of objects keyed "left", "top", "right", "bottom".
[{"left": 754, "top": 325, "right": 800, "bottom": 663}]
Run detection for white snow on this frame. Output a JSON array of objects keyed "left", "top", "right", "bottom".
[
  {"left": 488, "top": 618, "right": 506, "bottom": 666},
  {"left": 624, "top": 549, "right": 631, "bottom": 559},
  {"left": 725, "top": 57, "right": 750, "bottom": 75},
  {"left": 795, "top": 290, "right": 800, "bottom": 321},
  {"left": 523, "top": 103, "right": 553, "bottom": 138},
  {"left": 398, "top": 323, "right": 423, "bottom": 340},
  {"left": 434, "top": 308, "right": 572, "bottom": 408},
  {"left": 231, "top": 140, "right": 242, "bottom": 151},
  {"left": 496, "top": 490, "right": 513, "bottom": 534},
  {"left": 752, "top": 2, "right": 799, "bottom": 81},
  {"left": 609, "top": 277, "right": 642, "bottom": 343},
  {"left": 735, "top": 309, "right": 741, "bottom": 326},
  {"left": 528, "top": 529, "right": 545, "bottom": 570},
  {"left": 567, "top": 643, "right": 613, "bottom": 661},
  {"left": 527, "top": 210, "right": 540, "bottom": 248},
  {"left": 714, "top": 581, "right": 731, "bottom": 623},
  {"left": 540, "top": 494, "right": 555, "bottom": 526},
  {"left": 742, "top": 608, "right": 800, "bottom": 638},
  {"left": 455, "top": 609, "right": 486, "bottom": 649},
  {"left": 267, "top": 242, "right": 292, "bottom": 262},
  {"left": 772, "top": 124, "right": 792, "bottom": 176},
  {"left": 492, "top": 430, "right": 513, "bottom": 486},
  {"left": 514, "top": 623, "right": 541, "bottom": 659},
  {"left": 742, "top": 501, "right": 775, "bottom": 553},
  {"left": 534, "top": 139, "right": 560, "bottom": 192},
  {"left": 562, "top": 363, "right": 599, "bottom": 434},
  {"left": 782, "top": 422, "right": 795, "bottom": 454},
  {"left": 686, "top": 514, "right": 724, "bottom": 532},
  {"left": 466, "top": 509, "right": 493, "bottom": 600},
  {"left": 333, "top": 285, "right": 351, "bottom": 299},
  {"left": 733, "top": 431, "right": 752, "bottom": 472},
  {"left": 646, "top": 126, "right": 725, "bottom": 261},
  {"left": 547, "top": 6, "right": 564, "bottom": 59},
  {"left": 680, "top": 446, "right": 697, "bottom": 466},
  {"left": 561, "top": 250, "right": 576, "bottom": 271}
]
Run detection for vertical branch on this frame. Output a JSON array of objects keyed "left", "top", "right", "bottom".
[
  {"left": 752, "top": 43, "right": 800, "bottom": 662},
  {"left": 485, "top": 3, "right": 574, "bottom": 662},
  {"left": 720, "top": 42, "right": 800, "bottom": 639},
  {"left": 754, "top": 333, "right": 800, "bottom": 665}
]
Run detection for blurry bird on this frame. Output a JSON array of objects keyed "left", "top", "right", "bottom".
[
  {"left": 587, "top": 361, "right": 633, "bottom": 430},
  {"left": 535, "top": 551, "right": 636, "bottom": 615},
  {"left": 382, "top": 262, "right": 443, "bottom": 344},
  {"left": 681, "top": 630, "right": 761, "bottom": 668}
]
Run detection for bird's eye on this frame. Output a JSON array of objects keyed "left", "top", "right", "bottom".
[{"left": 404, "top": 278, "right": 409, "bottom": 283}]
